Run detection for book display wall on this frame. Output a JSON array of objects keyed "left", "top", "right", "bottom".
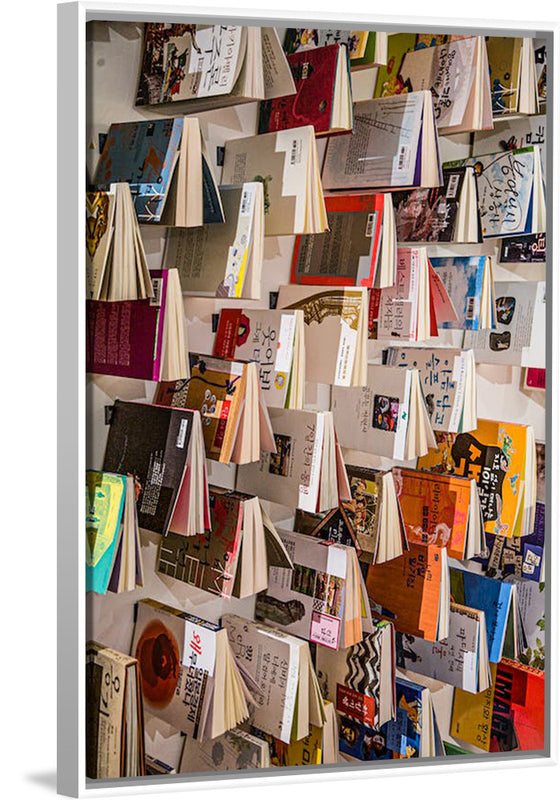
[{"left": 82, "top": 17, "right": 549, "bottom": 787}]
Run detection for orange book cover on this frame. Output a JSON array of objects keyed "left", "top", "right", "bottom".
[
  {"left": 393, "top": 467, "right": 472, "bottom": 559},
  {"left": 365, "top": 543, "right": 444, "bottom": 642},
  {"left": 417, "top": 420, "right": 530, "bottom": 538}
]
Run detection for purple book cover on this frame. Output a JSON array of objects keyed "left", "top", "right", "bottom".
[{"left": 86, "top": 270, "right": 168, "bottom": 380}]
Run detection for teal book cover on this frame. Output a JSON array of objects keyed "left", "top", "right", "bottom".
[{"left": 86, "top": 471, "right": 127, "bottom": 594}]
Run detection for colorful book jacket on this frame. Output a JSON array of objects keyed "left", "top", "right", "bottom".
[
  {"left": 291, "top": 194, "right": 385, "bottom": 287},
  {"left": 417, "top": 420, "right": 532, "bottom": 538},
  {"left": 259, "top": 44, "right": 351, "bottom": 136},
  {"left": 251, "top": 725, "right": 322, "bottom": 766},
  {"left": 486, "top": 37, "right": 522, "bottom": 116},
  {"left": 284, "top": 29, "right": 381, "bottom": 69},
  {"left": 86, "top": 270, "right": 168, "bottom": 381},
  {"left": 428, "top": 256, "right": 495, "bottom": 331},
  {"left": 500, "top": 232, "right": 546, "bottom": 263},
  {"left": 365, "top": 543, "right": 446, "bottom": 642},
  {"left": 294, "top": 506, "right": 361, "bottom": 552},
  {"left": 474, "top": 501, "right": 545, "bottom": 582},
  {"left": 374, "top": 33, "right": 417, "bottom": 97},
  {"left": 86, "top": 471, "right": 127, "bottom": 594},
  {"left": 102, "top": 400, "right": 200, "bottom": 536}
]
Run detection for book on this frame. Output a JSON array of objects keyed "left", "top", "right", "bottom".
[
  {"left": 259, "top": 44, "right": 353, "bottom": 137},
  {"left": 155, "top": 353, "right": 275, "bottom": 465},
  {"left": 290, "top": 193, "right": 396, "bottom": 289},
  {"left": 213, "top": 307, "right": 305, "bottom": 409},
  {"left": 86, "top": 269, "right": 189, "bottom": 382},
  {"left": 178, "top": 728, "right": 270, "bottom": 772},
  {"left": 102, "top": 400, "right": 209, "bottom": 537},
  {"left": 472, "top": 113, "right": 547, "bottom": 173},
  {"left": 86, "top": 183, "right": 153, "bottom": 301},
  {"left": 86, "top": 642, "right": 146, "bottom": 779},
  {"left": 464, "top": 146, "right": 546, "bottom": 238},
  {"left": 316, "top": 620, "right": 396, "bottom": 732},
  {"left": 392, "top": 165, "right": 481, "bottom": 244},
  {"left": 221, "top": 126, "right": 328, "bottom": 236},
  {"left": 417, "top": 420, "right": 537, "bottom": 539},
  {"left": 236, "top": 408, "right": 351, "bottom": 514},
  {"left": 223, "top": 614, "right": 326, "bottom": 743},
  {"left": 365, "top": 543, "right": 450, "bottom": 642},
  {"left": 157, "top": 487, "right": 292, "bottom": 599},
  {"left": 534, "top": 39, "right": 547, "bottom": 113},
  {"left": 475, "top": 503, "right": 545, "bottom": 583},
  {"left": 294, "top": 506, "right": 361, "bottom": 552},
  {"left": 162, "top": 183, "right": 264, "bottom": 299},
  {"left": 255, "top": 529, "right": 370, "bottom": 650},
  {"left": 144, "top": 723, "right": 184, "bottom": 775},
  {"left": 450, "top": 569, "right": 518, "bottom": 664},
  {"left": 392, "top": 467, "right": 484, "bottom": 560},
  {"left": 486, "top": 36, "right": 539, "bottom": 116},
  {"left": 284, "top": 29, "right": 388, "bottom": 70},
  {"left": 395, "top": 603, "right": 491, "bottom": 693},
  {"left": 136, "top": 25, "right": 296, "bottom": 110},
  {"left": 322, "top": 92, "right": 442, "bottom": 191},
  {"left": 374, "top": 33, "right": 418, "bottom": 97},
  {"left": 399, "top": 37, "right": 492, "bottom": 133},
  {"left": 507, "top": 576, "right": 546, "bottom": 670},
  {"left": 374, "top": 247, "right": 458, "bottom": 342},
  {"left": 93, "top": 116, "right": 224, "bottom": 226},
  {"left": 500, "top": 232, "right": 546, "bottom": 263},
  {"left": 463, "top": 281, "right": 545, "bottom": 368},
  {"left": 449, "top": 664, "right": 497, "bottom": 751},
  {"left": 86, "top": 471, "right": 143, "bottom": 595},
  {"left": 251, "top": 700, "right": 339, "bottom": 765},
  {"left": 337, "top": 676, "right": 443, "bottom": 760},
  {"left": 524, "top": 368, "right": 546, "bottom": 391},
  {"left": 385, "top": 347, "right": 477, "bottom": 433},
  {"left": 331, "top": 364, "right": 437, "bottom": 461},
  {"left": 277, "top": 285, "right": 368, "bottom": 387},
  {"left": 428, "top": 256, "right": 496, "bottom": 331},
  {"left": 131, "top": 599, "right": 251, "bottom": 740}
]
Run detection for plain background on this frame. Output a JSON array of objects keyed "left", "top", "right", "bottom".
[{"left": 2, "top": 0, "right": 557, "bottom": 797}]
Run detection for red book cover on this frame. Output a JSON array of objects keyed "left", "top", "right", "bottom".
[
  {"left": 291, "top": 194, "right": 384, "bottom": 287},
  {"left": 86, "top": 270, "right": 167, "bottom": 380},
  {"left": 490, "top": 658, "right": 545, "bottom": 752},
  {"left": 525, "top": 367, "right": 546, "bottom": 390},
  {"left": 213, "top": 308, "right": 244, "bottom": 359},
  {"left": 258, "top": 44, "right": 343, "bottom": 136}
]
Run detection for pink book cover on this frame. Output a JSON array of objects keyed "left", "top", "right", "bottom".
[{"left": 86, "top": 270, "right": 168, "bottom": 380}]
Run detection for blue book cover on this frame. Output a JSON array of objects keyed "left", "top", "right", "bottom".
[
  {"left": 429, "top": 256, "right": 495, "bottom": 331},
  {"left": 85, "top": 470, "right": 127, "bottom": 594},
  {"left": 450, "top": 568, "right": 513, "bottom": 663},
  {"left": 93, "top": 118, "right": 184, "bottom": 222},
  {"left": 474, "top": 502, "right": 545, "bottom": 583}
]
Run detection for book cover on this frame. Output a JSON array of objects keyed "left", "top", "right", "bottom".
[
  {"left": 417, "top": 420, "right": 531, "bottom": 538},
  {"left": 500, "top": 233, "right": 546, "bottom": 263},
  {"left": 102, "top": 400, "right": 195, "bottom": 536},
  {"left": 179, "top": 729, "right": 269, "bottom": 772},
  {"left": 474, "top": 503, "right": 545, "bottom": 583},
  {"left": 428, "top": 256, "right": 493, "bottom": 331},
  {"left": 86, "top": 471, "right": 127, "bottom": 594},
  {"left": 489, "top": 659, "right": 545, "bottom": 751},
  {"left": 486, "top": 37, "right": 523, "bottom": 116},
  {"left": 374, "top": 33, "right": 417, "bottom": 97},
  {"left": 294, "top": 506, "right": 361, "bottom": 552},
  {"left": 285, "top": 29, "right": 380, "bottom": 68},
  {"left": 86, "top": 190, "right": 115, "bottom": 299}
]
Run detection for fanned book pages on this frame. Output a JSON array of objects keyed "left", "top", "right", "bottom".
[
  {"left": 254, "top": 529, "right": 371, "bottom": 650},
  {"left": 157, "top": 487, "right": 292, "bottom": 599},
  {"left": 154, "top": 353, "right": 275, "bottom": 465},
  {"left": 398, "top": 37, "right": 493, "bottom": 134},
  {"left": 163, "top": 183, "right": 264, "bottom": 299},
  {"left": 277, "top": 285, "right": 368, "bottom": 387},
  {"left": 86, "top": 183, "right": 153, "bottom": 301},
  {"left": 486, "top": 37, "right": 539, "bottom": 116},
  {"left": 460, "top": 146, "right": 546, "bottom": 238},
  {"left": 131, "top": 600, "right": 251, "bottom": 740},
  {"left": 93, "top": 116, "right": 224, "bottom": 226},
  {"left": 102, "top": 400, "right": 209, "bottom": 536},
  {"left": 322, "top": 92, "right": 442, "bottom": 191},
  {"left": 86, "top": 269, "right": 189, "bottom": 382},
  {"left": 373, "top": 247, "right": 458, "bottom": 342},
  {"left": 86, "top": 642, "right": 145, "bottom": 779},
  {"left": 365, "top": 543, "right": 450, "bottom": 642},
  {"left": 392, "top": 466, "right": 483, "bottom": 560},
  {"left": 316, "top": 621, "right": 395, "bottom": 736},
  {"left": 451, "top": 659, "right": 544, "bottom": 753},
  {"left": 395, "top": 603, "right": 491, "bottom": 693},
  {"left": 331, "top": 364, "right": 437, "bottom": 461},
  {"left": 179, "top": 729, "right": 270, "bottom": 772},
  {"left": 290, "top": 193, "right": 396, "bottom": 289},
  {"left": 213, "top": 308, "right": 306, "bottom": 409},
  {"left": 384, "top": 346, "right": 477, "bottom": 433},
  {"left": 463, "top": 281, "right": 545, "bottom": 368},
  {"left": 136, "top": 25, "right": 296, "bottom": 110},
  {"left": 258, "top": 43, "right": 353, "bottom": 137},
  {"left": 284, "top": 29, "right": 388, "bottom": 70},
  {"left": 236, "top": 408, "right": 351, "bottom": 514},
  {"left": 221, "top": 126, "right": 328, "bottom": 236},
  {"left": 428, "top": 256, "right": 496, "bottom": 331},
  {"left": 417, "top": 419, "right": 537, "bottom": 538},
  {"left": 392, "top": 165, "right": 481, "bottom": 244},
  {"left": 86, "top": 471, "right": 143, "bottom": 595},
  {"left": 222, "top": 614, "right": 326, "bottom": 744}
]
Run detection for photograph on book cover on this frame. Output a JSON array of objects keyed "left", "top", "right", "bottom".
[{"left": 57, "top": 2, "right": 556, "bottom": 796}]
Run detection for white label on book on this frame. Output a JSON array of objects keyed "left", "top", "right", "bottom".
[
  {"left": 334, "top": 319, "right": 357, "bottom": 387},
  {"left": 392, "top": 143, "right": 411, "bottom": 180},
  {"left": 182, "top": 621, "right": 216, "bottom": 676},
  {"left": 462, "top": 649, "right": 478, "bottom": 694},
  {"left": 176, "top": 418, "right": 189, "bottom": 449},
  {"left": 275, "top": 314, "right": 296, "bottom": 373},
  {"left": 326, "top": 544, "right": 347, "bottom": 579}
]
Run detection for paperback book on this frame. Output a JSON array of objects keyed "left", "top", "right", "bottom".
[
  {"left": 284, "top": 29, "right": 388, "bottom": 70},
  {"left": 428, "top": 256, "right": 496, "bottom": 331}
]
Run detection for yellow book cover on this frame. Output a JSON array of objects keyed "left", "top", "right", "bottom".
[
  {"left": 374, "top": 33, "right": 416, "bottom": 97},
  {"left": 486, "top": 37, "right": 523, "bottom": 115},
  {"left": 450, "top": 663, "right": 498, "bottom": 751}
]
